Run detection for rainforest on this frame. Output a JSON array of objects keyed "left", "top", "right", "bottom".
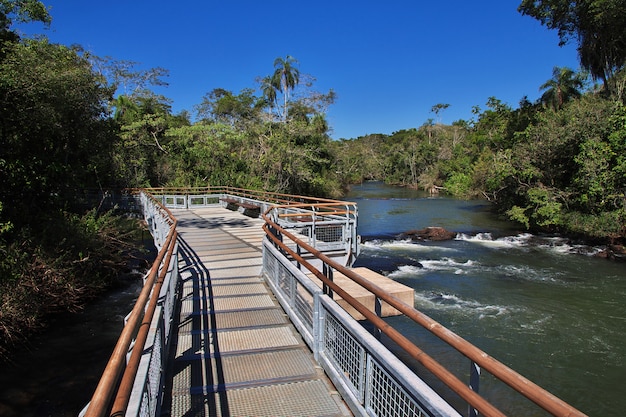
[{"left": 1, "top": 0, "right": 626, "bottom": 356}]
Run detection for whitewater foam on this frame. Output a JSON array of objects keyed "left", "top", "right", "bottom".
[
  {"left": 456, "top": 232, "right": 605, "bottom": 256},
  {"left": 456, "top": 232, "right": 534, "bottom": 248},
  {"left": 361, "top": 239, "right": 458, "bottom": 253},
  {"left": 414, "top": 291, "right": 516, "bottom": 319}
]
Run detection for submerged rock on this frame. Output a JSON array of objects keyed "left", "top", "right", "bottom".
[
  {"left": 595, "top": 244, "right": 626, "bottom": 261},
  {"left": 397, "top": 227, "right": 456, "bottom": 241}
]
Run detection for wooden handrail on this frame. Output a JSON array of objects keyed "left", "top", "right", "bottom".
[{"left": 110, "top": 228, "right": 177, "bottom": 416}]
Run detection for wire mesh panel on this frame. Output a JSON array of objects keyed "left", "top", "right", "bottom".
[
  {"left": 139, "top": 390, "right": 150, "bottom": 417},
  {"left": 147, "top": 325, "right": 163, "bottom": 417},
  {"left": 263, "top": 248, "right": 278, "bottom": 284},
  {"left": 276, "top": 258, "right": 293, "bottom": 299},
  {"left": 367, "top": 357, "right": 429, "bottom": 417},
  {"left": 323, "top": 312, "right": 366, "bottom": 402},
  {"left": 294, "top": 283, "right": 314, "bottom": 331},
  {"left": 161, "top": 255, "right": 178, "bottom": 347},
  {"left": 188, "top": 195, "right": 220, "bottom": 206},
  {"left": 315, "top": 225, "right": 344, "bottom": 243}
]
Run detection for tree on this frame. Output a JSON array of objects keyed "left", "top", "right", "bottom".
[
  {"left": 539, "top": 66, "right": 584, "bottom": 110},
  {"left": 113, "top": 92, "right": 179, "bottom": 186},
  {"left": 518, "top": 0, "right": 626, "bottom": 88},
  {"left": 0, "top": 39, "right": 116, "bottom": 221},
  {"left": 0, "top": 0, "right": 50, "bottom": 46},
  {"left": 195, "top": 88, "right": 263, "bottom": 127},
  {"left": 259, "top": 75, "right": 278, "bottom": 118},
  {"left": 272, "top": 55, "right": 300, "bottom": 121},
  {"left": 430, "top": 103, "right": 450, "bottom": 123}
]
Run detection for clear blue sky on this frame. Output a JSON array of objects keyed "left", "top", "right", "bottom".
[{"left": 18, "top": 0, "right": 580, "bottom": 139}]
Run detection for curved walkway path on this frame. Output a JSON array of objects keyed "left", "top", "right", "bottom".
[{"left": 161, "top": 206, "right": 352, "bottom": 417}]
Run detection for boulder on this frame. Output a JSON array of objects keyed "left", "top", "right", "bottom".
[
  {"left": 397, "top": 227, "right": 456, "bottom": 241},
  {"left": 595, "top": 244, "right": 626, "bottom": 261}
]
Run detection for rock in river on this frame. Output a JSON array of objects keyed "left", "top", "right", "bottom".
[{"left": 397, "top": 227, "right": 456, "bottom": 241}]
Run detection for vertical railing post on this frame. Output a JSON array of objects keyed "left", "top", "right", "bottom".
[
  {"left": 296, "top": 245, "right": 302, "bottom": 270},
  {"left": 468, "top": 361, "right": 481, "bottom": 417},
  {"left": 374, "top": 296, "right": 382, "bottom": 341},
  {"left": 313, "top": 291, "right": 323, "bottom": 362},
  {"left": 322, "top": 262, "right": 333, "bottom": 299}
]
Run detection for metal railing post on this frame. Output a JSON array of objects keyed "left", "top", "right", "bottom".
[
  {"left": 469, "top": 361, "right": 481, "bottom": 417},
  {"left": 374, "top": 296, "right": 382, "bottom": 341}
]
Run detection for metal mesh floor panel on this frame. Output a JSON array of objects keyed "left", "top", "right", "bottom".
[
  {"left": 175, "top": 333, "right": 202, "bottom": 358},
  {"left": 211, "top": 294, "right": 275, "bottom": 311},
  {"left": 217, "top": 326, "right": 300, "bottom": 352},
  {"left": 212, "top": 349, "right": 317, "bottom": 386},
  {"left": 211, "top": 282, "right": 267, "bottom": 297},
  {"left": 212, "top": 309, "right": 286, "bottom": 329},
  {"left": 226, "top": 380, "right": 343, "bottom": 417},
  {"left": 165, "top": 208, "right": 350, "bottom": 417},
  {"left": 208, "top": 276, "right": 261, "bottom": 285},
  {"left": 209, "top": 265, "right": 262, "bottom": 278}
]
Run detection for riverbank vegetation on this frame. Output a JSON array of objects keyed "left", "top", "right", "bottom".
[{"left": 1, "top": 1, "right": 626, "bottom": 354}]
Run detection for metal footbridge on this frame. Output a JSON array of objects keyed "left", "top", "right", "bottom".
[{"left": 80, "top": 187, "right": 588, "bottom": 417}]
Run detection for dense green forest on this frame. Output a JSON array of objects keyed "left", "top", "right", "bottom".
[{"left": 1, "top": 0, "right": 626, "bottom": 355}]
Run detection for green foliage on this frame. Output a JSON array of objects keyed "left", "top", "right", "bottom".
[
  {"left": 506, "top": 187, "right": 563, "bottom": 230},
  {"left": 561, "top": 209, "right": 625, "bottom": 239},
  {"left": 0, "top": 208, "right": 146, "bottom": 358},
  {"left": 0, "top": 39, "right": 116, "bottom": 223},
  {"left": 0, "top": 0, "right": 50, "bottom": 46},
  {"left": 444, "top": 172, "right": 473, "bottom": 197},
  {"left": 518, "top": 0, "right": 626, "bottom": 87}
]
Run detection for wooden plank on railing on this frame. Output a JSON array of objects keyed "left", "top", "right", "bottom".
[{"left": 306, "top": 267, "right": 414, "bottom": 320}]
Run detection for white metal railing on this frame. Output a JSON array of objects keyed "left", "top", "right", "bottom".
[
  {"left": 262, "top": 240, "right": 459, "bottom": 417},
  {"left": 151, "top": 187, "right": 360, "bottom": 266}
]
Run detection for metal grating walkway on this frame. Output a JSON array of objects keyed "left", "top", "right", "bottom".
[{"left": 161, "top": 206, "right": 351, "bottom": 417}]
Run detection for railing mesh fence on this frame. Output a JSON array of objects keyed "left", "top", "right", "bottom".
[
  {"left": 367, "top": 356, "right": 428, "bottom": 417},
  {"left": 324, "top": 312, "right": 366, "bottom": 402}
]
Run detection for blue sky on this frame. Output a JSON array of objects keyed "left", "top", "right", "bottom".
[{"left": 18, "top": 1, "right": 580, "bottom": 139}]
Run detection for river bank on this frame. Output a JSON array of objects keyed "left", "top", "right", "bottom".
[
  {"left": 0, "top": 213, "right": 155, "bottom": 360},
  {"left": 364, "top": 181, "right": 626, "bottom": 261},
  {"left": 0, "top": 217, "right": 155, "bottom": 417}
]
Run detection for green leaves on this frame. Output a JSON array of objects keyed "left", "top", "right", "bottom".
[
  {"left": 0, "top": 39, "right": 115, "bottom": 221},
  {"left": 518, "top": 0, "right": 626, "bottom": 86}
]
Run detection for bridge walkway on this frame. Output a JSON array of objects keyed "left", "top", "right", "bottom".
[{"left": 160, "top": 206, "right": 352, "bottom": 417}]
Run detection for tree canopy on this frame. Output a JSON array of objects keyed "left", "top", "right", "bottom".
[{"left": 519, "top": 0, "right": 626, "bottom": 88}]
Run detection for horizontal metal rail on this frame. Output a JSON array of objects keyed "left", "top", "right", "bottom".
[
  {"left": 145, "top": 185, "right": 355, "bottom": 206},
  {"left": 261, "top": 207, "right": 588, "bottom": 417},
  {"left": 149, "top": 187, "right": 360, "bottom": 266}
]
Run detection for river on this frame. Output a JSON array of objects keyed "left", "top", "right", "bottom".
[
  {"left": 348, "top": 182, "right": 625, "bottom": 417},
  {"left": 0, "top": 274, "right": 145, "bottom": 417}
]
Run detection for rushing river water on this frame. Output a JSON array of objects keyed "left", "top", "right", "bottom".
[{"left": 348, "top": 182, "right": 625, "bottom": 417}]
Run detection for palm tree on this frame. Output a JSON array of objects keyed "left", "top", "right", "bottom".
[
  {"left": 539, "top": 66, "right": 584, "bottom": 110},
  {"left": 260, "top": 75, "right": 278, "bottom": 120},
  {"left": 272, "top": 55, "right": 300, "bottom": 121}
]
